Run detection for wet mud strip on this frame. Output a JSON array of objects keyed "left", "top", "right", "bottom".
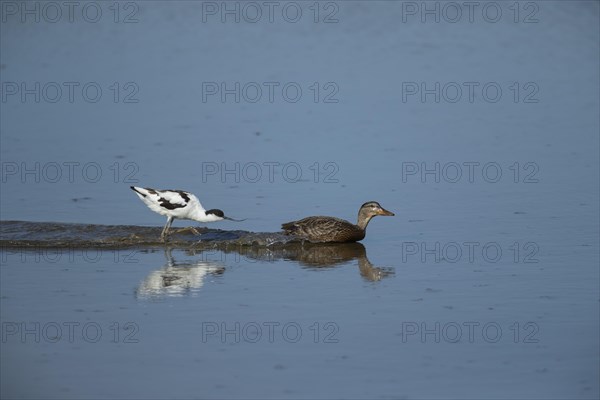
[
  {"left": 0, "top": 220, "right": 293, "bottom": 249},
  {"left": 1, "top": 221, "right": 394, "bottom": 281}
]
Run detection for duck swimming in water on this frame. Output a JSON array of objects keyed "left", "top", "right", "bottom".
[{"left": 281, "top": 201, "right": 395, "bottom": 243}]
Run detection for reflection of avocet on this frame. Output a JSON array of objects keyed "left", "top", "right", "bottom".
[{"left": 136, "top": 249, "right": 225, "bottom": 299}]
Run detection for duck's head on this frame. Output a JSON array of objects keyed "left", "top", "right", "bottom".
[
  {"left": 357, "top": 201, "right": 394, "bottom": 229},
  {"left": 360, "top": 201, "right": 395, "bottom": 217}
]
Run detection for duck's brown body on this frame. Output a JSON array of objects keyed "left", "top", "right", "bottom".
[
  {"left": 282, "top": 216, "right": 366, "bottom": 243},
  {"left": 281, "top": 201, "right": 394, "bottom": 243}
]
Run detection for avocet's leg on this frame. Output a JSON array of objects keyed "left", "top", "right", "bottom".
[{"left": 161, "top": 216, "right": 174, "bottom": 242}]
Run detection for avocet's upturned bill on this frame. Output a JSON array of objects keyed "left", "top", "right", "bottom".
[{"left": 130, "top": 186, "right": 243, "bottom": 241}]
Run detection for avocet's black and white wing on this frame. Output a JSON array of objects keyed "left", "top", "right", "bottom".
[{"left": 130, "top": 186, "right": 203, "bottom": 218}]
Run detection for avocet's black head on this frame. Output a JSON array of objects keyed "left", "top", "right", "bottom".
[
  {"left": 205, "top": 209, "right": 246, "bottom": 222},
  {"left": 205, "top": 209, "right": 225, "bottom": 218}
]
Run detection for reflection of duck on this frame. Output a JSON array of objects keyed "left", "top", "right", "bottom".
[
  {"left": 282, "top": 202, "right": 394, "bottom": 243},
  {"left": 136, "top": 249, "right": 225, "bottom": 298},
  {"left": 232, "top": 242, "right": 394, "bottom": 282}
]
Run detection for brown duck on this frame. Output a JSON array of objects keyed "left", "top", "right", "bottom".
[{"left": 281, "top": 201, "right": 395, "bottom": 243}]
